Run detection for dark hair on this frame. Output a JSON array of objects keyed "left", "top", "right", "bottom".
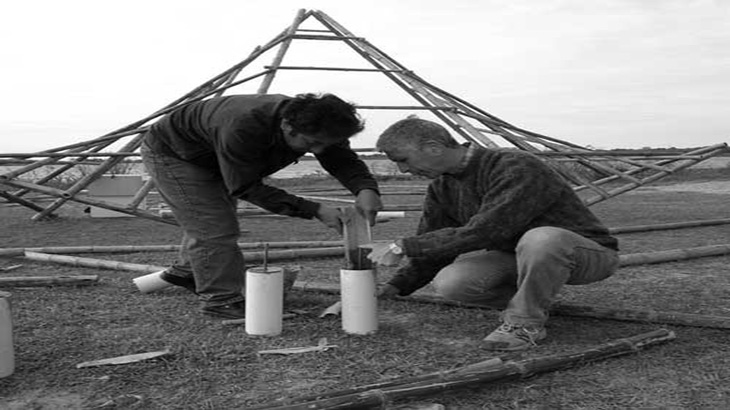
[
  {"left": 377, "top": 116, "right": 459, "bottom": 153},
  {"left": 281, "top": 93, "right": 365, "bottom": 141}
]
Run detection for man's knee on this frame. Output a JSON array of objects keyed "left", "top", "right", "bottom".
[
  {"left": 516, "top": 227, "right": 571, "bottom": 261},
  {"left": 432, "top": 265, "right": 470, "bottom": 301}
]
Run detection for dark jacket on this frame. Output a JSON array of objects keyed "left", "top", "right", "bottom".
[
  {"left": 389, "top": 146, "right": 618, "bottom": 295},
  {"left": 145, "top": 94, "right": 378, "bottom": 218}
]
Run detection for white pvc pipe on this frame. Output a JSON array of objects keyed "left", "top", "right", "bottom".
[
  {"left": 376, "top": 211, "right": 405, "bottom": 221},
  {"left": 133, "top": 270, "right": 173, "bottom": 293},
  {"left": 340, "top": 269, "right": 378, "bottom": 335},
  {"left": 245, "top": 266, "right": 284, "bottom": 336},
  {"left": 0, "top": 291, "right": 14, "bottom": 378}
]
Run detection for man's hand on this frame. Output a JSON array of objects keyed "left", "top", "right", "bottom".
[
  {"left": 377, "top": 283, "right": 400, "bottom": 299},
  {"left": 355, "top": 189, "right": 383, "bottom": 226},
  {"left": 364, "top": 240, "right": 404, "bottom": 266},
  {"left": 315, "top": 205, "right": 343, "bottom": 234}
]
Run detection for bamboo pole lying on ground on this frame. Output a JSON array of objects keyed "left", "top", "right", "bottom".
[
  {"left": 618, "top": 244, "right": 730, "bottom": 266},
  {"left": 22, "top": 252, "right": 165, "bottom": 273},
  {"left": 0, "top": 275, "right": 99, "bottom": 287},
  {"left": 293, "top": 281, "right": 730, "bottom": 329},
  {"left": 609, "top": 218, "right": 730, "bottom": 234},
  {"left": 0, "top": 241, "right": 345, "bottom": 255},
  {"left": 251, "top": 329, "right": 675, "bottom": 410},
  {"left": 254, "top": 358, "right": 505, "bottom": 409},
  {"left": 19, "top": 247, "right": 346, "bottom": 273}
]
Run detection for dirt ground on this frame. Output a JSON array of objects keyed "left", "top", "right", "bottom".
[{"left": 1, "top": 178, "right": 729, "bottom": 409}]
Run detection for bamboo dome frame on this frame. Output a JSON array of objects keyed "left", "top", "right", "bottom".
[{"left": 1, "top": 8, "right": 727, "bottom": 224}]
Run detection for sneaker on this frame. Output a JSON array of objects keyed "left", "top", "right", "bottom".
[
  {"left": 202, "top": 301, "right": 245, "bottom": 319},
  {"left": 482, "top": 322, "right": 546, "bottom": 351},
  {"left": 160, "top": 270, "right": 197, "bottom": 294}
]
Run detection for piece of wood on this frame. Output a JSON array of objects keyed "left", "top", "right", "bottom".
[
  {"left": 340, "top": 206, "right": 372, "bottom": 270},
  {"left": 252, "top": 329, "right": 674, "bottom": 409},
  {"left": 0, "top": 275, "right": 99, "bottom": 287},
  {"left": 76, "top": 349, "right": 171, "bottom": 368}
]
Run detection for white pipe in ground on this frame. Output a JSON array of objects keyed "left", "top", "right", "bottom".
[
  {"left": 340, "top": 269, "right": 378, "bottom": 335},
  {"left": 245, "top": 266, "right": 284, "bottom": 336}
]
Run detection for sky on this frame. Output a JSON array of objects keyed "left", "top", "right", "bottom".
[{"left": 1, "top": 0, "right": 728, "bottom": 152}]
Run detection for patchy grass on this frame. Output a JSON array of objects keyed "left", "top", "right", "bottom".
[{"left": 1, "top": 177, "right": 730, "bottom": 409}]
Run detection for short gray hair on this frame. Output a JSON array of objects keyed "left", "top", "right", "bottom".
[{"left": 376, "top": 117, "right": 460, "bottom": 153}]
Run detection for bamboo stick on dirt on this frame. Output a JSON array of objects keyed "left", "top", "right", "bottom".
[
  {"left": 19, "top": 248, "right": 344, "bottom": 274},
  {"left": 258, "top": 358, "right": 504, "bottom": 409},
  {"left": 22, "top": 252, "right": 165, "bottom": 273},
  {"left": 253, "top": 329, "right": 675, "bottom": 410},
  {"left": 618, "top": 244, "right": 730, "bottom": 266},
  {"left": 0, "top": 241, "right": 345, "bottom": 255},
  {"left": 550, "top": 304, "right": 730, "bottom": 329},
  {"left": 610, "top": 218, "right": 730, "bottom": 234},
  {"left": 0, "top": 275, "right": 99, "bottom": 287}
]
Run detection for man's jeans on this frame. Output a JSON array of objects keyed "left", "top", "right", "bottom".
[
  {"left": 431, "top": 227, "right": 619, "bottom": 327},
  {"left": 141, "top": 142, "right": 245, "bottom": 307}
]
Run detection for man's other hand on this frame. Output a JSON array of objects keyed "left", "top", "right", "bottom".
[
  {"left": 316, "top": 205, "right": 343, "bottom": 234},
  {"left": 377, "top": 283, "right": 400, "bottom": 299},
  {"left": 355, "top": 189, "right": 383, "bottom": 226},
  {"left": 364, "top": 241, "right": 404, "bottom": 266}
]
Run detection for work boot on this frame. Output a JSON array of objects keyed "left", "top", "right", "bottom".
[
  {"left": 201, "top": 301, "right": 246, "bottom": 319},
  {"left": 160, "top": 269, "right": 197, "bottom": 294},
  {"left": 482, "top": 322, "right": 546, "bottom": 351}
]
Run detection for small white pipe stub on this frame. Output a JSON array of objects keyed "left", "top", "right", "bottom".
[
  {"left": 133, "top": 270, "right": 172, "bottom": 294},
  {"left": 245, "top": 266, "right": 284, "bottom": 336},
  {"left": 0, "top": 291, "right": 14, "bottom": 378},
  {"left": 340, "top": 269, "right": 378, "bottom": 335}
]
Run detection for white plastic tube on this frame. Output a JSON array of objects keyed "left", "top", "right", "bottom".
[
  {"left": 0, "top": 291, "right": 14, "bottom": 378},
  {"left": 133, "top": 270, "right": 172, "bottom": 293},
  {"left": 340, "top": 269, "right": 378, "bottom": 335},
  {"left": 376, "top": 211, "right": 405, "bottom": 221},
  {"left": 245, "top": 266, "right": 284, "bottom": 336}
]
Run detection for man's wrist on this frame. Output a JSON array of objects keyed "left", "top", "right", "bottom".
[{"left": 389, "top": 240, "right": 404, "bottom": 255}]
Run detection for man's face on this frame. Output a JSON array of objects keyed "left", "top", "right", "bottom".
[
  {"left": 286, "top": 131, "right": 336, "bottom": 155},
  {"left": 385, "top": 143, "right": 444, "bottom": 179}
]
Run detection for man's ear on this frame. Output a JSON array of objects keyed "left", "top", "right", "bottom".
[
  {"left": 422, "top": 140, "right": 444, "bottom": 156},
  {"left": 281, "top": 119, "right": 293, "bottom": 135}
]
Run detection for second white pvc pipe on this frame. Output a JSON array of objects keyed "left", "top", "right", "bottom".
[{"left": 340, "top": 269, "right": 378, "bottom": 335}]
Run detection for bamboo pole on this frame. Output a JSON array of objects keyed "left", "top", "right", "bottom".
[
  {"left": 22, "top": 252, "right": 165, "bottom": 273},
  {"left": 255, "top": 357, "right": 504, "bottom": 409},
  {"left": 0, "top": 190, "right": 47, "bottom": 213},
  {"left": 244, "top": 247, "right": 344, "bottom": 263},
  {"left": 0, "top": 179, "right": 176, "bottom": 225},
  {"left": 19, "top": 247, "right": 344, "bottom": 273},
  {"left": 252, "top": 329, "right": 675, "bottom": 409},
  {"left": 609, "top": 218, "right": 730, "bottom": 234},
  {"left": 551, "top": 304, "right": 730, "bottom": 329},
  {"left": 0, "top": 275, "right": 99, "bottom": 287},
  {"left": 618, "top": 244, "right": 730, "bottom": 266},
  {"left": 292, "top": 281, "right": 730, "bottom": 329},
  {"left": 0, "top": 241, "right": 346, "bottom": 256},
  {"left": 257, "top": 9, "right": 307, "bottom": 94}
]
